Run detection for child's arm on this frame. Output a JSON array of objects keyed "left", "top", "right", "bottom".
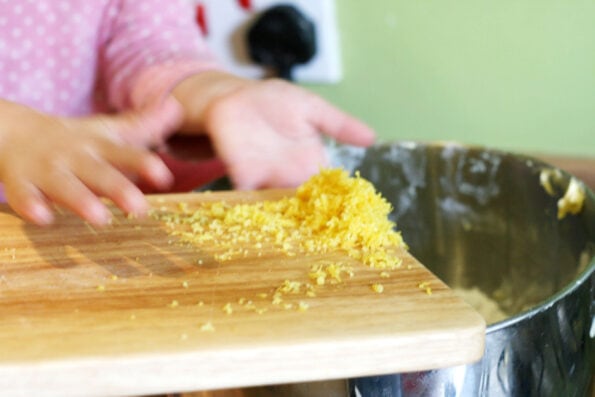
[{"left": 0, "top": 99, "right": 180, "bottom": 226}]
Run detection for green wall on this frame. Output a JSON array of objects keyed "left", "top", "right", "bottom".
[{"left": 307, "top": 1, "right": 595, "bottom": 157}]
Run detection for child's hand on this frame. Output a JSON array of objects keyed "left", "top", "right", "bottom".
[
  {"left": 173, "top": 73, "right": 376, "bottom": 190},
  {"left": 0, "top": 101, "right": 180, "bottom": 226}
]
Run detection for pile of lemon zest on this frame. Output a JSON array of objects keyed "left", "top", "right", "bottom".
[{"left": 152, "top": 168, "right": 404, "bottom": 270}]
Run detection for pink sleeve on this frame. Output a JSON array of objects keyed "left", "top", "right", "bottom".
[{"left": 99, "top": 0, "right": 220, "bottom": 110}]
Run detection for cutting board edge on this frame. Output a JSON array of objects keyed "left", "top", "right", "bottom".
[{"left": 0, "top": 322, "right": 485, "bottom": 397}]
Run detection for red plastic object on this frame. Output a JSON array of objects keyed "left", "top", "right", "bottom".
[
  {"left": 195, "top": 3, "right": 208, "bottom": 36},
  {"left": 238, "top": 0, "right": 252, "bottom": 11}
]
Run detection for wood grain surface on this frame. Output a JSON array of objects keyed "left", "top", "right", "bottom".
[{"left": 0, "top": 190, "right": 485, "bottom": 397}]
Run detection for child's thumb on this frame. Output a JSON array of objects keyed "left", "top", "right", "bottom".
[{"left": 108, "top": 97, "right": 184, "bottom": 147}]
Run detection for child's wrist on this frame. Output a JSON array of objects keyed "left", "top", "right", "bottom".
[{"left": 171, "top": 70, "right": 253, "bottom": 133}]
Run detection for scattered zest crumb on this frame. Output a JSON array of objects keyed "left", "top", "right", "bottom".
[
  {"left": 308, "top": 263, "right": 354, "bottom": 286},
  {"left": 371, "top": 283, "right": 384, "bottom": 294},
  {"left": 96, "top": 285, "right": 105, "bottom": 292},
  {"left": 182, "top": 281, "right": 189, "bottom": 289},
  {"left": 418, "top": 281, "right": 433, "bottom": 295},
  {"left": 200, "top": 322, "right": 215, "bottom": 332},
  {"left": 272, "top": 293, "right": 283, "bottom": 305},
  {"left": 277, "top": 279, "right": 302, "bottom": 294},
  {"left": 169, "top": 300, "right": 179, "bottom": 308},
  {"left": 222, "top": 302, "right": 233, "bottom": 315}
]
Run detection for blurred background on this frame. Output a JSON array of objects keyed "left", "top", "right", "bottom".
[{"left": 305, "top": 0, "right": 594, "bottom": 157}]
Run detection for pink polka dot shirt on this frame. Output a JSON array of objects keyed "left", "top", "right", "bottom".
[
  {"left": 0, "top": 0, "right": 227, "bottom": 199},
  {"left": 0, "top": 0, "right": 218, "bottom": 115}
]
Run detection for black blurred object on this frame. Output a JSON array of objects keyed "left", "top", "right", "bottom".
[{"left": 247, "top": 4, "right": 317, "bottom": 81}]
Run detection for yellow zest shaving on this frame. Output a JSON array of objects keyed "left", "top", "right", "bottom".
[
  {"left": 200, "top": 322, "right": 215, "bottom": 332},
  {"left": 418, "top": 281, "right": 433, "bottom": 296},
  {"left": 152, "top": 168, "right": 404, "bottom": 269},
  {"left": 222, "top": 303, "right": 233, "bottom": 315},
  {"left": 371, "top": 283, "right": 384, "bottom": 294}
]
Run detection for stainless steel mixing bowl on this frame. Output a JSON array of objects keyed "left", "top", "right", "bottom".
[{"left": 327, "top": 142, "right": 594, "bottom": 397}]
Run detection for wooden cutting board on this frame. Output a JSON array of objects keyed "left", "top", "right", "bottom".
[{"left": 0, "top": 189, "right": 485, "bottom": 397}]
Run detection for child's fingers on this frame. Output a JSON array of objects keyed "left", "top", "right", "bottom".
[
  {"left": 5, "top": 148, "right": 167, "bottom": 226},
  {"left": 96, "top": 97, "right": 184, "bottom": 148},
  {"left": 67, "top": 142, "right": 173, "bottom": 218},
  {"left": 6, "top": 165, "right": 114, "bottom": 226},
  {"left": 307, "top": 95, "right": 376, "bottom": 147},
  {"left": 37, "top": 168, "right": 113, "bottom": 225},
  {"left": 69, "top": 113, "right": 175, "bottom": 189},
  {"left": 101, "top": 145, "right": 174, "bottom": 190},
  {"left": 3, "top": 180, "right": 55, "bottom": 226},
  {"left": 72, "top": 156, "right": 150, "bottom": 217}
]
